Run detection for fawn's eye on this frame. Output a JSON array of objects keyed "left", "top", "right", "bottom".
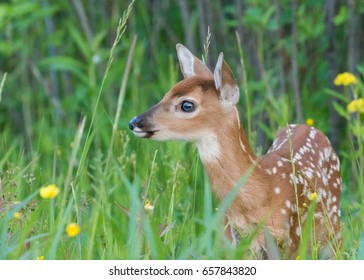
[{"left": 181, "top": 101, "right": 195, "bottom": 112}]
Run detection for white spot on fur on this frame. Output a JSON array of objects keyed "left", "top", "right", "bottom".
[
  {"left": 274, "top": 187, "right": 281, "bottom": 194},
  {"left": 322, "top": 174, "right": 329, "bottom": 186},
  {"left": 322, "top": 189, "right": 327, "bottom": 199},
  {"left": 289, "top": 238, "right": 293, "bottom": 246},
  {"left": 309, "top": 129, "right": 317, "bottom": 139},
  {"left": 303, "top": 169, "right": 313, "bottom": 179},
  {"left": 285, "top": 200, "right": 291, "bottom": 208},
  {"left": 336, "top": 178, "right": 341, "bottom": 185}
]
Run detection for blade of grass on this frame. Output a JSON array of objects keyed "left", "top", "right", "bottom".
[
  {"left": 0, "top": 72, "right": 7, "bottom": 104},
  {"left": 264, "top": 227, "right": 281, "bottom": 260},
  {"left": 298, "top": 199, "right": 317, "bottom": 260},
  {"left": 61, "top": 116, "right": 87, "bottom": 223},
  {"left": 106, "top": 35, "right": 137, "bottom": 168},
  {"left": 235, "top": 32, "right": 252, "bottom": 144},
  {"left": 46, "top": 196, "right": 74, "bottom": 259}
]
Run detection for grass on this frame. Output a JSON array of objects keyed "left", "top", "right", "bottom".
[{"left": 1, "top": 2, "right": 364, "bottom": 260}]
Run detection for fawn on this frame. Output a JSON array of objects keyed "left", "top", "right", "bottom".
[{"left": 129, "top": 44, "right": 342, "bottom": 258}]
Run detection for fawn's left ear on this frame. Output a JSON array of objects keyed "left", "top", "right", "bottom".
[
  {"left": 176, "top": 44, "right": 213, "bottom": 78},
  {"left": 213, "top": 52, "right": 240, "bottom": 106}
]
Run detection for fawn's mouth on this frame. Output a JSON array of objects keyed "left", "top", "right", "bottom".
[
  {"left": 131, "top": 127, "right": 159, "bottom": 138},
  {"left": 128, "top": 115, "right": 159, "bottom": 138}
]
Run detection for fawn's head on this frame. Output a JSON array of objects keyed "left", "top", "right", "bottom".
[{"left": 129, "top": 44, "right": 240, "bottom": 142}]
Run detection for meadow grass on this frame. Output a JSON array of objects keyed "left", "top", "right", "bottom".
[{"left": 1, "top": 3, "right": 364, "bottom": 260}]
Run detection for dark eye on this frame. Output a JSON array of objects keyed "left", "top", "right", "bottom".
[{"left": 181, "top": 101, "right": 195, "bottom": 112}]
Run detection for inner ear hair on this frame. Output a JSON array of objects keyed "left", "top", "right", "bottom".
[{"left": 214, "top": 52, "right": 240, "bottom": 106}]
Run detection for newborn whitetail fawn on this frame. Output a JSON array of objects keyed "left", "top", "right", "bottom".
[{"left": 129, "top": 44, "right": 342, "bottom": 258}]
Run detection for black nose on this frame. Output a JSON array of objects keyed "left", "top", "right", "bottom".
[{"left": 129, "top": 116, "right": 142, "bottom": 130}]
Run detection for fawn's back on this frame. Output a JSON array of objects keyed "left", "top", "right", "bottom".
[{"left": 262, "top": 124, "right": 341, "bottom": 254}]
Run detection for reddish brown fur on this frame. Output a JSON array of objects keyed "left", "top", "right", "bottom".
[{"left": 171, "top": 77, "right": 216, "bottom": 97}]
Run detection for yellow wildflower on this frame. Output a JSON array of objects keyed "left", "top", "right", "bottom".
[
  {"left": 296, "top": 255, "right": 300, "bottom": 260},
  {"left": 13, "top": 212, "right": 22, "bottom": 220},
  {"left": 37, "top": 256, "right": 45, "bottom": 260},
  {"left": 347, "top": 98, "right": 364, "bottom": 114},
  {"left": 66, "top": 223, "right": 81, "bottom": 237},
  {"left": 334, "top": 72, "right": 357, "bottom": 86},
  {"left": 39, "top": 184, "right": 60, "bottom": 199},
  {"left": 144, "top": 199, "right": 154, "bottom": 211},
  {"left": 305, "top": 118, "right": 314, "bottom": 126},
  {"left": 303, "top": 203, "right": 308, "bottom": 208},
  {"left": 309, "top": 192, "right": 318, "bottom": 201}
]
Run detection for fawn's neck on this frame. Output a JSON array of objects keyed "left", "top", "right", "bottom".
[{"left": 196, "top": 108, "right": 269, "bottom": 211}]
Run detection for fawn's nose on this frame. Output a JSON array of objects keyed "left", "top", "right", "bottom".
[{"left": 129, "top": 116, "right": 143, "bottom": 130}]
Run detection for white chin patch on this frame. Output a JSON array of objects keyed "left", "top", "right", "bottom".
[{"left": 132, "top": 130, "right": 148, "bottom": 138}]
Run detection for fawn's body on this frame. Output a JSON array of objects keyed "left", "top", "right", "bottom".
[{"left": 129, "top": 44, "right": 341, "bottom": 258}]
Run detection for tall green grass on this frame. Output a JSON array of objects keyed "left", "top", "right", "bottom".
[{"left": 0, "top": 1, "right": 364, "bottom": 260}]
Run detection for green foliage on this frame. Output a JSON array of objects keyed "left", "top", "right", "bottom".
[{"left": 0, "top": 0, "right": 364, "bottom": 260}]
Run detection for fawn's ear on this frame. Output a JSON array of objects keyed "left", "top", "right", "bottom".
[
  {"left": 176, "top": 44, "right": 213, "bottom": 78},
  {"left": 213, "top": 52, "right": 240, "bottom": 106}
]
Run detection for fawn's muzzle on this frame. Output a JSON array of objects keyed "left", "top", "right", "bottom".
[{"left": 129, "top": 115, "right": 157, "bottom": 138}]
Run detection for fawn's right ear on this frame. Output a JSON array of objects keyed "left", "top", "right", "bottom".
[
  {"left": 176, "top": 44, "right": 213, "bottom": 78},
  {"left": 213, "top": 52, "right": 240, "bottom": 106}
]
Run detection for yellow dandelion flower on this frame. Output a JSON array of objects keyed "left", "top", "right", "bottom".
[
  {"left": 66, "top": 223, "right": 81, "bottom": 237},
  {"left": 305, "top": 118, "right": 314, "bottom": 126},
  {"left": 334, "top": 72, "right": 357, "bottom": 86},
  {"left": 309, "top": 192, "right": 318, "bottom": 201},
  {"left": 13, "top": 212, "right": 22, "bottom": 220},
  {"left": 347, "top": 98, "right": 364, "bottom": 114},
  {"left": 37, "top": 256, "right": 45, "bottom": 260},
  {"left": 144, "top": 199, "right": 154, "bottom": 211},
  {"left": 296, "top": 255, "right": 300, "bottom": 260},
  {"left": 39, "top": 184, "right": 60, "bottom": 199}
]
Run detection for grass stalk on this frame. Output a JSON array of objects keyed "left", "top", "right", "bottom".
[
  {"left": 287, "top": 124, "right": 302, "bottom": 244},
  {"left": 0, "top": 72, "right": 6, "bottom": 104},
  {"left": 143, "top": 149, "right": 158, "bottom": 205},
  {"left": 235, "top": 31, "right": 252, "bottom": 144},
  {"left": 62, "top": 116, "right": 87, "bottom": 223},
  {"left": 202, "top": 26, "right": 211, "bottom": 64},
  {"left": 106, "top": 35, "right": 137, "bottom": 168}
]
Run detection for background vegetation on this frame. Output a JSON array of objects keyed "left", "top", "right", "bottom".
[{"left": 0, "top": 0, "right": 364, "bottom": 259}]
